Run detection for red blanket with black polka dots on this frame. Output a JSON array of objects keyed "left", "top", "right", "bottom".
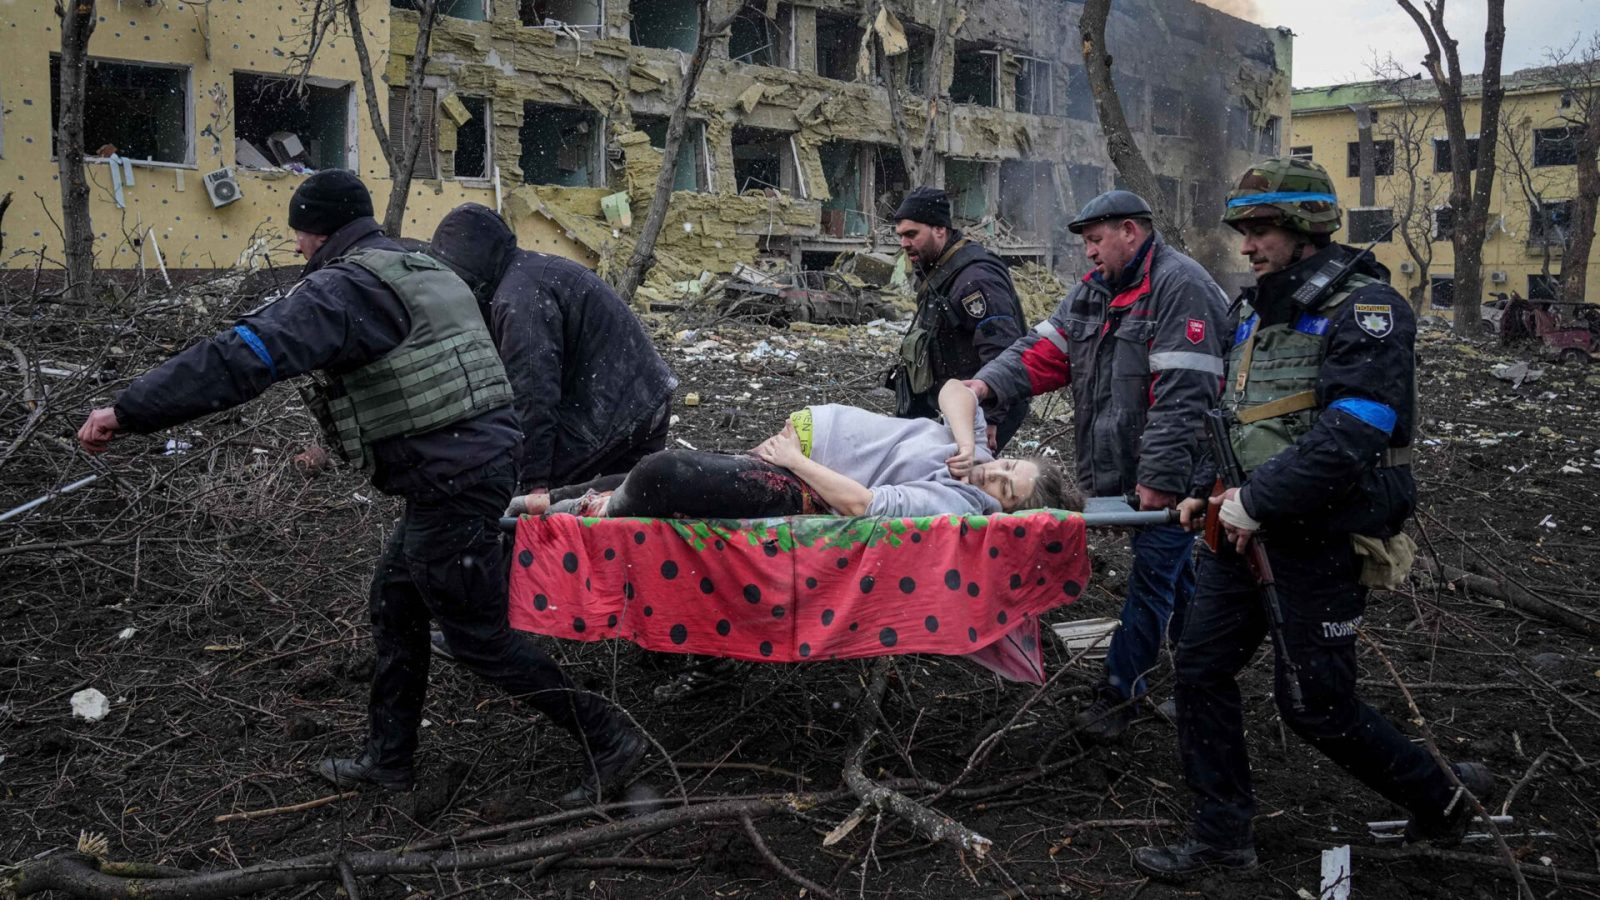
[{"left": 506, "top": 511, "right": 1090, "bottom": 684}]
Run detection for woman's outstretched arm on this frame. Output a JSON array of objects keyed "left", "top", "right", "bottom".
[{"left": 937, "top": 380, "right": 980, "bottom": 482}]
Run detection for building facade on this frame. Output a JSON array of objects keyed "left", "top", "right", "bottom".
[
  {"left": 1292, "top": 65, "right": 1599, "bottom": 314},
  {"left": 1, "top": 0, "right": 1291, "bottom": 291}
]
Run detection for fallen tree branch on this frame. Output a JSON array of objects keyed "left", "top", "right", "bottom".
[
  {"left": 2, "top": 797, "right": 806, "bottom": 899},
  {"left": 739, "top": 813, "right": 836, "bottom": 900},
  {"left": 213, "top": 792, "right": 359, "bottom": 824},
  {"left": 842, "top": 729, "right": 992, "bottom": 859},
  {"left": 1416, "top": 553, "right": 1600, "bottom": 639}
]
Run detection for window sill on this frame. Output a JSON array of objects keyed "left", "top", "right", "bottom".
[{"left": 64, "top": 156, "right": 196, "bottom": 171}]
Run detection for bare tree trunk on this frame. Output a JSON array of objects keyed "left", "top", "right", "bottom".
[
  {"left": 344, "top": 0, "right": 395, "bottom": 172},
  {"left": 384, "top": 1, "right": 440, "bottom": 237},
  {"left": 913, "top": 0, "right": 962, "bottom": 185},
  {"left": 1396, "top": 0, "right": 1505, "bottom": 336},
  {"left": 877, "top": 34, "right": 923, "bottom": 182},
  {"left": 613, "top": 1, "right": 740, "bottom": 303},
  {"left": 1078, "top": 0, "right": 1188, "bottom": 254},
  {"left": 54, "top": 0, "right": 98, "bottom": 303},
  {"left": 1561, "top": 124, "right": 1599, "bottom": 303}
]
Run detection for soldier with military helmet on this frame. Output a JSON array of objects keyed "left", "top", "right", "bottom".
[{"left": 1133, "top": 158, "right": 1497, "bottom": 880}]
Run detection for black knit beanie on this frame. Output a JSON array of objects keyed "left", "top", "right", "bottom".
[
  {"left": 892, "top": 186, "right": 953, "bottom": 228},
  {"left": 288, "top": 170, "right": 374, "bottom": 235}
]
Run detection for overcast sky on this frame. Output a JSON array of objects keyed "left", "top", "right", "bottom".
[{"left": 1235, "top": 1, "right": 1600, "bottom": 87}]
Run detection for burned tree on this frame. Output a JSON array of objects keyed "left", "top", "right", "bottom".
[
  {"left": 53, "top": 0, "right": 98, "bottom": 303},
  {"left": 1396, "top": 0, "right": 1507, "bottom": 335},
  {"left": 1373, "top": 62, "right": 1446, "bottom": 311},
  {"left": 1078, "top": 0, "right": 1188, "bottom": 254},
  {"left": 614, "top": 1, "right": 741, "bottom": 302}
]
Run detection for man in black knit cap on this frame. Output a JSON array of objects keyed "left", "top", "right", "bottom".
[
  {"left": 77, "top": 170, "right": 647, "bottom": 807},
  {"left": 887, "top": 186, "right": 1028, "bottom": 450}
]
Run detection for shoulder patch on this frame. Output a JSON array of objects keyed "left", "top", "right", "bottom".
[
  {"left": 960, "top": 290, "right": 988, "bottom": 318},
  {"left": 1185, "top": 318, "right": 1207, "bottom": 344},
  {"left": 1353, "top": 302, "right": 1394, "bottom": 338}
]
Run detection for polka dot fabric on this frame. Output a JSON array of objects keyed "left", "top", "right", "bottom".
[{"left": 506, "top": 512, "right": 1090, "bottom": 684}]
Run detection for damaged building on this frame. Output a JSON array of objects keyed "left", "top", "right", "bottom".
[{"left": 0, "top": 1, "right": 1291, "bottom": 297}]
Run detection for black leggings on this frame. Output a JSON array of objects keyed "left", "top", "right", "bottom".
[{"left": 602, "top": 450, "right": 815, "bottom": 518}]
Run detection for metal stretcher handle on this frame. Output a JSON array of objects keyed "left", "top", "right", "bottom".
[{"left": 496, "top": 508, "right": 1176, "bottom": 534}]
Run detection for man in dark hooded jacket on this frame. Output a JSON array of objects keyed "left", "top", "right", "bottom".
[
  {"left": 77, "top": 172, "right": 646, "bottom": 807},
  {"left": 430, "top": 204, "right": 677, "bottom": 515}
]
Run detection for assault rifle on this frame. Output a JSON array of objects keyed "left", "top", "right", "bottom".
[{"left": 1202, "top": 408, "right": 1306, "bottom": 713}]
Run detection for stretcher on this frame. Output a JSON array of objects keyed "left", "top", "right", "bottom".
[{"left": 501, "top": 502, "right": 1174, "bottom": 685}]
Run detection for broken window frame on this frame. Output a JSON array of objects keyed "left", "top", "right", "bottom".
[
  {"left": 729, "top": 1, "right": 792, "bottom": 68},
  {"left": 518, "top": 101, "right": 603, "bottom": 187},
  {"left": 450, "top": 95, "right": 492, "bottom": 182},
  {"left": 814, "top": 9, "right": 865, "bottom": 82},
  {"left": 998, "top": 159, "right": 1055, "bottom": 242},
  {"left": 1347, "top": 207, "right": 1395, "bottom": 243},
  {"left": 1345, "top": 139, "right": 1396, "bottom": 177},
  {"left": 518, "top": 0, "right": 604, "bottom": 31},
  {"left": 635, "top": 114, "right": 711, "bottom": 192},
  {"left": 730, "top": 125, "right": 802, "bottom": 197},
  {"left": 231, "top": 71, "right": 357, "bottom": 174},
  {"left": 1428, "top": 274, "right": 1455, "bottom": 309},
  {"left": 872, "top": 143, "right": 911, "bottom": 224},
  {"left": 951, "top": 43, "right": 1000, "bottom": 108},
  {"left": 392, "top": 0, "right": 487, "bottom": 21},
  {"left": 1013, "top": 55, "right": 1054, "bottom": 117},
  {"left": 944, "top": 158, "right": 996, "bottom": 224},
  {"left": 1290, "top": 144, "right": 1314, "bottom": 161},
  {"left": 1432, "top": 204, "right": 1456, "bottom": 242},
  {"left": 50, "top": 54, "right": 194, "bottom": 168},
  {"left": 1528, "top": 198, "right": 1572, "bottom": 247},
  {"left": 1533, "top": 126, "right": 1582, "bottom": 167},
  {"left": 819, "top": 140, "right": 871, "bottom": 237},
  {"left": 1257, "top": 115, "right": 1281, "bottom": 155},
  {"left": 630, "top": 0, "right": 701, "bottom": 52},
  {"left": 388, "top": 85, "right": 440, "bottom": 180},
  {"left": 1432, "top": 135, "right": 1480, "bottom": 173},
  {"left": 896, "top": 24, "right": 933, "bottom": 96}
]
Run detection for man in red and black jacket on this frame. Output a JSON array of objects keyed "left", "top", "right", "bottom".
[{"left": 967, "top": 190, "right": 1229, "bottom": 739}]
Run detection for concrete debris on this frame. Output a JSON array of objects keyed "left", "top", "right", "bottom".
[
  {"left": 1490, "top": 361, "right": 1543, "bottom": 386},
  {"left": 71, "top": 688, "right": 110, "bottom": 722}
]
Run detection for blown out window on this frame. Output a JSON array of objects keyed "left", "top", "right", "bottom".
[{"left": 50, "top": 56, "right": 190, "bottom": 165}]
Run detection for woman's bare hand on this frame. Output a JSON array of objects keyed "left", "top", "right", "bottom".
[
  {"left": 946, "top": 443, "right": 975, "bottom": 482},
  {"left": 753, "top": 420, "right": 805, "bottom": 468}
]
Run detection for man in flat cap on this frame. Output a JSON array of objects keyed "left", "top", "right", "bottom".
[
  {"left": 967, "top": 190, "right": 1229, "bottom": 740},
  {"left": 889, "top": 186, "right": 1029, "bottom": 450},
  {"left": 76, "top": 170, "right": 648, "bottom": 807}
]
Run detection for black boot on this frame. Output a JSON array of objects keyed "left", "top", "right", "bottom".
[
  {"left": 1404, "top": 762, "right": 1498, "bottom": 847},
  {"left": 558, "top": 711, "right": 648, "bottom": 808},
  {"left": 316, "top": 752, "right": 414, "bottom": 791},
  {"left": 1132, "top": 839, "right": 1258, "bottom": 881},
  {"left": 1073, "top": 685, "right": 1134, "bottom": 741}
]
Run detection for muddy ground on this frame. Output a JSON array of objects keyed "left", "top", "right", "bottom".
[{"left": 2, "top": 282, "right": 1599, "bottom": 900}]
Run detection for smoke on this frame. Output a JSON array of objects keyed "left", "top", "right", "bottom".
[{"left": 1193, "top": 0, "right": 1264, "bottom": 23}]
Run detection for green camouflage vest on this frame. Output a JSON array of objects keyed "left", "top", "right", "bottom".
[
  {"left": 1224, "top": 273, "right": 1377, "bottom": 473},
  {"left": 302, "top": 249, "right": 513, "bottom": 471}
]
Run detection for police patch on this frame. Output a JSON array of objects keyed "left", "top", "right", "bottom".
[
  {"left": 961, "top": 290, "right": 988, "bottom": 318},
  {"left": 1354, "top": 303, "right": 1393, "bottom": 338},
  {"left": 1185, "top": 318, "right": 1206, "bottom": 344}
]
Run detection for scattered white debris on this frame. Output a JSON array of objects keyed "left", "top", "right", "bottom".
[
  {"left": 675, "top": 437, "right": 698, "bottom": 450},
  {"left": 71, "top": 688, "right": 110, "bottom": 721},
  {"left": 1320, "top": 845, "right": 1352, "bottom": 900},
  {"left": 116, "top": 627, "right": 137, "bottom": 641},
  {"left": 1491, "top": 361, "right": 1543, "bottom": 386},
  {"left": 1538, "top": 515, "right": 1557, "bottom": 530},
  {"left": 1561, "top": 464, "right": 1584, "bottom": 475},
  {"left": 163, "top": 439, "right": 191, "bottom": 455}
]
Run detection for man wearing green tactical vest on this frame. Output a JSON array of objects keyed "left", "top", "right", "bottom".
[
  {"left": 888, "top": 187, "right": 1029, "bottom": 450},
  {"left": 76, "top": 171, "right": 646, "bottom": 807},
  {"left": 1133, "top": 158, "right": 1496, "bottom": 880}
]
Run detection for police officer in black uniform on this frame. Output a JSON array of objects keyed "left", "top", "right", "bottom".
[
  {"left": 889, "top": 187, "right": 1028, "bottom": 450},
  {"left": 1133, "top": 158, "right": 1495, "bottom": 879},
  {"left": 77, "top": 171, "right": 646, "bottom": 806}
]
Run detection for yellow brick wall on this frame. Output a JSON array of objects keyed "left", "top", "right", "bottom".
[
  {"left": 1291, "top": 87, "right": 1598, "bottom": 314},
  {"left": 0, "top": 0, "right": 583, "bottom": 272}
]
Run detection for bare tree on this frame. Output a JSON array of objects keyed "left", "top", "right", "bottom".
[
  {"left": 1543, "top": 35, "right": 1600, "bottom": 303},
  {"left": 874, "top": 0, "right": 962, "bottom": 185},
  {"left": 53, "top": 0, "right": 98, "bottom": 303},
  {"left": 1078, "top": 0, "right": 1188, "bottom": 254},
  {"left": 614, "top": 1, "right": 741, "bottom": 302},
  {"left": 1372, "top": 61, "right": 1446, "bottom": 310},
  {"left": 344, "top": 0, "right": 440, "bottom": 237},
  {"left": 1395, "top": 0, "right": 1507, "bottom": 335},
  {"left": 1497, "top": 105, "right": 1562, "bottom": 295}
]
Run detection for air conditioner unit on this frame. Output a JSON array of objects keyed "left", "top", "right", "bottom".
[
  {"left": 204, "top": 167, "right": 242, "bottom": 208},
  {"left": 1399, "top": 261, "right": 1416, "bottom": 274},
  {"left": 1490, "top": 270, "right": 1509, "bottom": 284}
]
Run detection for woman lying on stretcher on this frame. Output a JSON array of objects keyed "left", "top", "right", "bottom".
[{"left": 552, "top": 381, "right": 1076, "bottom": 519}]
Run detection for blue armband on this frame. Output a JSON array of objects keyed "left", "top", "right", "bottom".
[
  {"left": 233, "top": 324, "right": 277, "bottom": 380},
  {"left": 1328, "top": 397, "right": 1396, "bottom": 435}
]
